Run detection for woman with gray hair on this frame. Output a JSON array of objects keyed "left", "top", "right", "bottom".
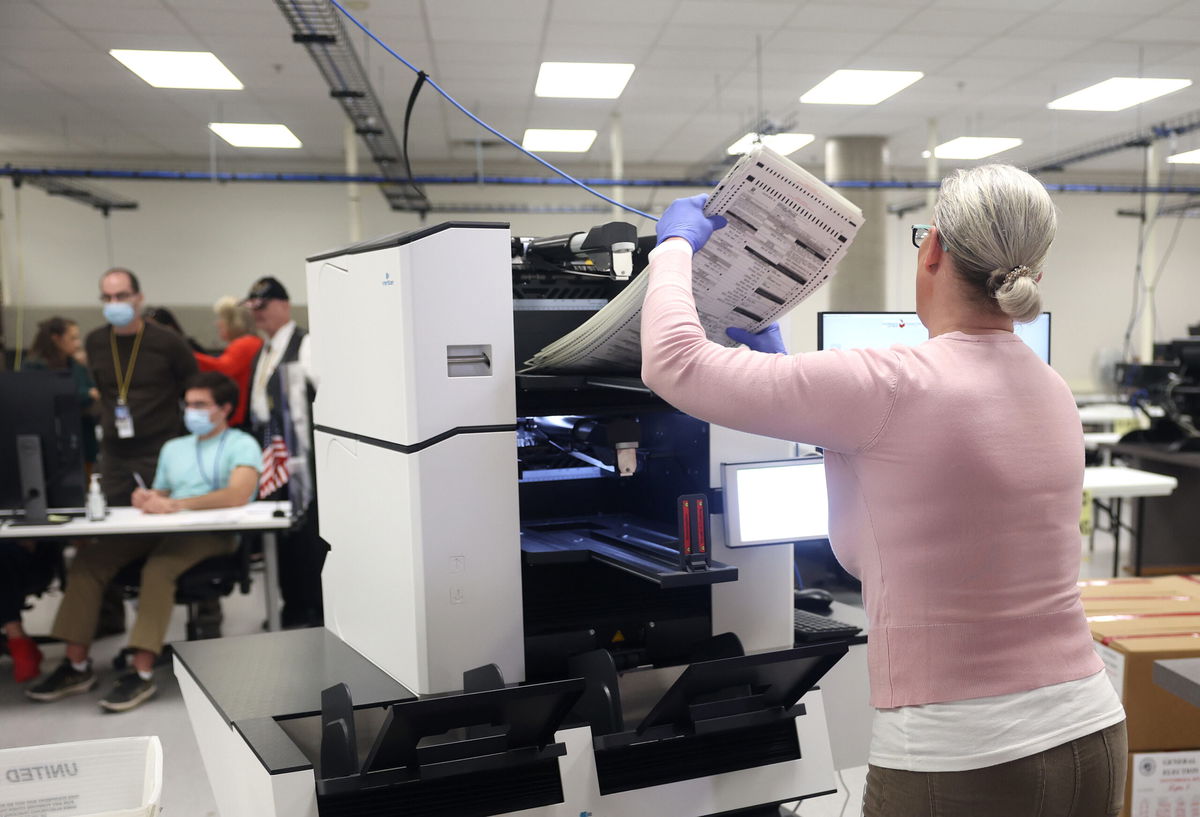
[
  {"left": 194, "top": 296, "right": 263, "bottom": 429},
  {"left": 641, "top": 164, "right": 1125, "bottom": 816}
]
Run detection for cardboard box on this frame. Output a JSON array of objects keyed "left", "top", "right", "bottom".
[
  {"left": 1129, "top": 750, "right": 1200, "bottom": 817},
  {"left": 1088, "top": 617, "right": 1200, "bottom": 751},
  {"left": 1080, "top": 575, "right": 1200, "bottom": 616},
  {"left": 1082, "top": 575, "right": 1200, "bottom": 753}
]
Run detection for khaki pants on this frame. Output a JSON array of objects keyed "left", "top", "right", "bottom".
[
  {"left": 864, "top": 721, "right": 1127, "bottom": 817},
  {"left": 52, "top": 533, "right": 236, "bottom": 656}
]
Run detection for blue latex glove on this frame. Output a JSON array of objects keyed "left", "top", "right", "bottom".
[
  {"left": 656, "top": 194, "right": 727, "bottom": 253},
  {"left": 726, "top": 323, "right": 787, "bottom": 354}
]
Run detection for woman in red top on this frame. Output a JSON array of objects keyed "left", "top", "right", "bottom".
[{"left": 194, "top": 296, "right": 262, "bottom": 429}]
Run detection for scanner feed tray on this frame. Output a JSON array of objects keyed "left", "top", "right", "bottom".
[{"left": 521, "top": 516, "right": 737, "bottom": 589}]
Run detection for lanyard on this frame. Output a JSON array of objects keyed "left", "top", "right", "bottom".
[
  {"left": 110, "top": 323, "right": 145, "bottom": 405},
  {"left": 195, "top": 431, "right": 229, "bottom": 491}
]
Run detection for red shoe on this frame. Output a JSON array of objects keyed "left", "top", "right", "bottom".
[{"left": 8, "top": 637, "right": 44, "bottom": 684}]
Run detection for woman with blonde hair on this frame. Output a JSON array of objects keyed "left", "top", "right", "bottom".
[
  {"left": 194, "top": 296, "right": 262, "bottom": 429},
  {"left": 641, "top": 164, "right": 1125, "bottom": 816}
]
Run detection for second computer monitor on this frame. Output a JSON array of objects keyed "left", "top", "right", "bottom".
[
  {"left": 817, "top": 311, "right": 1051, "bottom": 364},
  {"left": 722, "top": 458, "right": 829, "bottom": 548}
]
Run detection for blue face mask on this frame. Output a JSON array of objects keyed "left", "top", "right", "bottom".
[
  {"left": 103, "top": 302, "right": 135, "bottom": 327},
  {"left": 184, "top": 408, "right": 217, "bottom": 437}
]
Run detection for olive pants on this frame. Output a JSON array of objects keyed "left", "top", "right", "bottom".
[
  {"left": 863, "top": 721, "right": 1127, "bottom": 817},
  {"left": 51, "top": 533, "right": 235, "bottom": 656}
]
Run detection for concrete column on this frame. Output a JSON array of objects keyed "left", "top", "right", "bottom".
[
  {"left": 824, "top": 136, "right": 888, "bottom": 310},
  {"left": 1138, "top": 140, "right": 1159, "bottom": 361}
]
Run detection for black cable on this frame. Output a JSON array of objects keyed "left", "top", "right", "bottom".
[{"left": 401, "top": 70, "right": 430, "bottom": 213}]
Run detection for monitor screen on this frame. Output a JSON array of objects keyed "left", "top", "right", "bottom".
[
  {"left": 722, "top": 458, "right": 828, "bottom": 548},
  {"left": 817, "top": 311, "right": 1051, "bottom": 364}
]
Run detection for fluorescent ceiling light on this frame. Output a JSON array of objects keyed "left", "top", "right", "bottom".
[
  {"left": 726, "top": 132, "right": 815, "bottom": 156},
  {"left": 535, "top": 62, "right": 636, "bottom": 99},
  {"left": 208, "top": 123, "right": 302, "bottom": 149},
  {"left": 1168, "top": 148, "right": 1200, "bottom": 164},
  {"left": 800, "top": 69, "right": 923, "bottom": 105},
  {"left": 110, "top": 49, "right": 243, "bottom": 90},
  {"left": 522, "top": 128, "right": 597, "bottom": 152},
  {"left": 932, "top": 137, "right": 1023, "bottom": 160},
  {"left": 1047, "top": 77, "right": 1192, "bottom": 111}
]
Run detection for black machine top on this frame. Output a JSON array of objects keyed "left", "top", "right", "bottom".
[
  {"left": 306, "top": 221, "right": 509, "bottom": 262},
  {"left": 173, "top": 628, "right": 415, "bottom": 726}
]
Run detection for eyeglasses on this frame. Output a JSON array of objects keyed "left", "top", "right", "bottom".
[{"left": 911, "top": 224, "right": 933, "bottom": 248}]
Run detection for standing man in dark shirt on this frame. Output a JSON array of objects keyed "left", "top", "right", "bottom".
[{"left": 87, "top": 268, "right": 198, "bottom": 505}]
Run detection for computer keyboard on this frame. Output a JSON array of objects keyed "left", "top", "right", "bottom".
[{"left": 793, "top": 609, "right": 862, "bottom": 643}]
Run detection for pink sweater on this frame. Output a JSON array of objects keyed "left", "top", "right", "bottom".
[{"left": 641, "top": 246, "right": 1103, "bottom": 708}]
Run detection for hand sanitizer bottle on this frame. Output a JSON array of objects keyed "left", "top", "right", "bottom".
[{"left": 86, "top": 473, "right": 107, "bottom": 521}]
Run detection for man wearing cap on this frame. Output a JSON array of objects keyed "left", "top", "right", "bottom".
[{"left": 244, "top": 276, "right": 324, "bottom": 628}]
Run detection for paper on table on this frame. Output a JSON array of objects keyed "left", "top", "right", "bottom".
[
  {"left": 162, "top": 509, "right": 252, "bottom": 527},
  {"left": 522, "top": 144, "right": 863, "bottom": 373}
]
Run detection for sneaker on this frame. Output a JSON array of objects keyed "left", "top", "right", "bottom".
[
  {"left": 7, "top": 637, "right": 44, "bottom": 684},
  {"left": 99, "top": 672, "right": 157, "bottom": 713},
  {"left": 25, "top": 659, "right": 97, "bottom": 702}
]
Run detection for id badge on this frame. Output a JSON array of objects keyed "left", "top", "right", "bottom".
[{"left": 114, "top": 402, "right": 135, "bottom": 439}]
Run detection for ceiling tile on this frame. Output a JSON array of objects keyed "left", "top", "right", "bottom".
[
  {"left": 784, "top": 4, "right": 921, "bottom": 32},
  {"left": 669, "top": 1, "right": 802, "bottom": 29}
]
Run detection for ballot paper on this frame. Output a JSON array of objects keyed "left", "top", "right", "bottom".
[{"left": 522, "top": 144, "right": 863, "bottom": 373}]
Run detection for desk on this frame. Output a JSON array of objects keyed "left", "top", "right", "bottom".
[
  {"left": 1154, "top": 658, "right": 1200, "bottom": 710},
  {"left": 0, "top": 503, "right": 293, "bottom": 631},
  {"left": 1078, "top": 404, "right": 1162, "bottom": 429},
  {"left": 1105, "top": 444, "right": 1200, "bottom": 575},
  {"left": 1083, "top": 466, "right": 1178, "bottom": 577}
]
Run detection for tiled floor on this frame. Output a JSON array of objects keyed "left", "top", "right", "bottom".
[{"left": 1, "top": 528, "right": 1128, "bottom": 817}]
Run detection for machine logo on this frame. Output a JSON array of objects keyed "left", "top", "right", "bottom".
[
  {"left": 382, "top": 272, "right": 395, "bottom": 287},
  {"left": 897, "top": 319, "right": 906, "bottom": 328}
]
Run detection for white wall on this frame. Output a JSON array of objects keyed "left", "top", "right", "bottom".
[
  {"left": 3, "top": 173, "right": 1199, "bottom": 391},
  {"left": 885, "top": 190, "right": 1200, "bottom": 391}
]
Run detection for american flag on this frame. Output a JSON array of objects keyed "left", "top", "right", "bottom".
[{"left": 258, "top": 435, "right": 290, "bottom": 498}]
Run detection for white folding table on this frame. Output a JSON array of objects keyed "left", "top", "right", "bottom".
[
  {"left": 1083, "top": 466, "right": 1178, "bottom": 577},
  {"left": 0, "top": 503, "right": 293, "bottom": 631}
]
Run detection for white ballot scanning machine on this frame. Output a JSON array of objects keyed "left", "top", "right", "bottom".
[{"left": 175, "top": 222, "right": 847, "bottom": 817}]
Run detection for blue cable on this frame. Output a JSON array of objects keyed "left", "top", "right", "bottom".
[{"left": 326, "top": 0, "right": 659, "bottom": 222}]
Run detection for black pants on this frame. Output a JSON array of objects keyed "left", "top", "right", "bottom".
[
  {"left": 97, "top": 448, "right": 161, "bottom": 632},
  {"left": 1, "top": 541, "right": 59, "bottom": 626},
  {"left": 278, "top": 501, "right": 328, "bottom": 627}
]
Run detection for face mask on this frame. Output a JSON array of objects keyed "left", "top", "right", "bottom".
[
  {"left": 184, "top": 408, "right": 217, "bottom": 437},
  {"left": 103, "top": 302, "right": 135, "bottom": 327}
]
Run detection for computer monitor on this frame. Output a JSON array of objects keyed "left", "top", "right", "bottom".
[
  {"left": 817, "top": 311, "right": 1051, "bottom": 364},
  {"left": 0, "top": 370, "right": 86, "bottom": 523},
  {"left": 721, "top": 458, "right": 828, "bottom": 548}
]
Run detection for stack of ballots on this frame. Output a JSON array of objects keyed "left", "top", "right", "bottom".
[{"left": 522, "top": 144, "right": 864, "bottom": 374}]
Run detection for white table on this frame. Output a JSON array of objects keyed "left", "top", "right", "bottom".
[
  {"left": 1083, "top": 466, "right": 1178, "bottom": 577},
  {"left": 0, "top": 503, "right": 293, "bottom": 631},
  {"left": 1083, "top": 432, "right": 1122, "bottom": 451},
  {"left": 1078, "top": 403, "right": 1162, "bottom": 430}
]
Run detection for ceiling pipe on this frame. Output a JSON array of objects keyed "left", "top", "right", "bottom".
[{"left": 4, "top": 167, "right": 1200, "bottom": 195}]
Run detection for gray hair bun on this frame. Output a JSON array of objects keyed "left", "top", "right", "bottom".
[
  {"left": 988, "top": 266, "right": 1042, "bottom": 323},
  {"left": 933, "top": 164, "right": 1056, "bottom": 324}
]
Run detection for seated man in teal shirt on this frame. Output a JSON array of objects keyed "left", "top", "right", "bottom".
[{"left": 29, "top": 371, "right": 262, "bottom": 713}]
